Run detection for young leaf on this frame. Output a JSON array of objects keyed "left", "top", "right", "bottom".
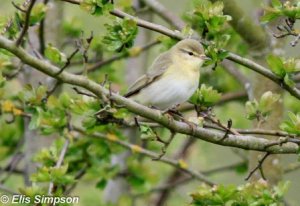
[
  {"left": 266, "top": 54, "right": 285, "bottom": 77},
  {"left": 189, "top": 84, "right": 221, "bottom": 107},
  {"left": 280, "top": 112, "right": 300, "bottom": 135},
  {"left": 102, "top": 19, "right": 138, "bottom": 52},
  {"left": 80, "top": 0, "right": 113, "bottom": 15},
  {"left": 45, "top": 44, "right": 67, "bottom": 65}
]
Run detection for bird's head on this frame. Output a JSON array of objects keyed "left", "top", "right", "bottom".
[{"left": 171, "top": 39, "right": 209, "bottom": 69}]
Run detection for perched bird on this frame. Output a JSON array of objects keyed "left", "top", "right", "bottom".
[{"left": 124, "top": 39, "right": 208, "bottom": 110}]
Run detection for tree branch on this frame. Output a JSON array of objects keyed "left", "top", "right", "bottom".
[
  {"left": 0, "top": 36, "right": 298, "bottom": 154},
  {"left": 141, "top": 0, "right": 185, "bottom": 30},
  {"left": 74, "top": 126, "right": 215, "bottom": 186},
  {"left": 58, "top": 0, "right": 300, "bottom": 100}
]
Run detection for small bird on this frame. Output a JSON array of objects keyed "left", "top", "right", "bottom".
[{"left": 124, "top": 39, "right": 208, "bottom": 110}]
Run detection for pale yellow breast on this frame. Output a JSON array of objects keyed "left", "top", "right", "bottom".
[{"left": 163, "top": 61, "right": 200, "bottom": 84}]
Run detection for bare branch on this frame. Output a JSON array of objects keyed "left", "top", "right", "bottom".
[
  {"left": 55, "top": 47, "right": 80, "bottom": 76},
  {"left": 245, "top": 153, "right": 270, "bottom": 181},
  {"left": 153, "top": 131, "right": 176, "bottom": 160}
]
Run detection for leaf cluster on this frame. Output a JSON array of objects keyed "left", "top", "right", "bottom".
[
  {"left": 266, "top": 54, "right": 299, "bottom": 87},
  {"left": 80, "top": 0, "right": 113, "bottom": 16},
  {"left": 245, "top": 91, "right": 280, "bottom": 120},
  {"left": 280, "top": 112, "right": 300, "bottom": 135},
  {"left": 190, "top": 84, "right": 222, "bottom": 107},
  {"left": 261, "top": 0, "right": 300, "bottom": 23},
  {"left": 102, "top": 19, "right": 138, "bottom": 52},
  {"left": 191, "top": 181, "right": 289, "bottom": 206},
  {"left": 184, "top": 0, "right": 231, "bottom": 40}
]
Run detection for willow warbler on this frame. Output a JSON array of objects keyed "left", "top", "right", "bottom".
[{"left": 124, "top": 39, "right": 208, "bottom": 110}]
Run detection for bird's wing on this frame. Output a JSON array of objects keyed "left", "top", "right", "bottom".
[{"left": 124, "top": 51, "right": 173, "bottom": 97}]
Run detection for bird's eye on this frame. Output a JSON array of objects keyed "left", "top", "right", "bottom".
[{"left": 188, "top": 52, "right": 194, "bottom": 56}]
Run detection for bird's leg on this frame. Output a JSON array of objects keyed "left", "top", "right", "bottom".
[
  {"left": 163, "top": 106, "right": 198, "bottom": 136},
  {"left": 153, "top": 131, "right": 176, "bottom": 161},
  {"left": 162, "top": 104, "right": 183, "bottom": 117}
]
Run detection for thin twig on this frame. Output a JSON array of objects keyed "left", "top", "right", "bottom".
[
  {"left": 74, "top": 126, "right": 215, "bottom": 186},
  {"left": 15, "top": 0, "right": 37, "bottom": 46},
  {"left": 38, "top": 0, "right": 49, "bottom": 55},
  {"left": 55, "top": 47, "right": 80, "bottom": 76},
  {"left": 204, "top": 123, "right": 299, "bottom": 139},
  {"left": 136, "top": 160, "right": 245, "bottom": 199},
  {"left": 81, "top": 32, "right": 93, "bottom": 75},
  {"left": 44, "top": 81, "right": 61, "bottom": 101},
  {"left": 245, "top": 152, "right": 270, "bottom": 181},
  {"left": 204, "top": 115, "right": 240, "bottom": 136},
  {"left": 153, "top": 131, "right": 176, "bottom": 160},
  {"left": 48, "top": 139, "right": 70, "bottom": 195},
  {"left": 64, "top": 164, "right": 89, "bottom": 195},
  {"left": 154, "top": 138, "right": 195, "bottom": 206},
  {"left": 0, "top": 36, "right": 299, "bottom": 154},
  {"left": 12, "top": 1, "right": 27, "bottom": 12},
  {"left": 73, "top": 87, "right": 97, "bottom": 98},
  {"left": 0, "top": 153, "right": 24, "bottom": 183},
  {"left": 82, "top": 40, "right": 159, "bottom": 74}
]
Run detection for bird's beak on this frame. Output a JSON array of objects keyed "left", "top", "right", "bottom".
[{"left": 199, "top": 55, "right": 211, "bottom": 61}]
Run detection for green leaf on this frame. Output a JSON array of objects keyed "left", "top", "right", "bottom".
[
  {"left": 82, "top": 116, "right": 97, "bottom": 129},
  {"left": 63, "top": 17, "right": 83, "bottom": 38},
  {"left": 96, "top": 179, "right": 107, "bottom": 189},
  {"left": 28, "top": 107, "right": 42, "bottom": 130},
  {"left": 17, "top": 3, "right": 47, "bottom": 26},
  {"left": 59, "top": 92, "right": 72, "bottom": 108},
  {"left": 30, "top": 167, "right": 51, "bottom": 182},
  {"left": 184, "top": 0, "right": 231, "bottom": 42},
  {"left": 0, "top": 73, "right": 6, "bottom": 88},
  {"left": 45, "top": 44, "right": 67, "bottom": 65},
  {"left": 258, "top": 91, "right": 280, "bottom": 115},
  {"left": 283, "top": 58, "right": 298, "bottom": 73},
  {"left": 29, "top": 3, "right": 47, "bottom": 26},
  {"left": 280, "top": 112, "right": 300, "bottom": 135},
  {"left": 245, "top": 100, "right": 258, "bottom": 120},
  {"left": 80, "top": 0, "right": 113, "bottom": 16},
  {"left": 261, "top": 11, "right": 280, "bottom": 23},
  {"left": 190, "top": 181, "right": 287, "bottom": 205},
  {"left": 140, "top": 125, "right": 156, "bottom": 140},
  {"left": 266, "top": 54, "right": 285, "bottom": 77},
  {"left": 102, "top": 19, "right": 138, "bottom": 52},
  {"left": 189, "top": 84, "right": 221, "bottom": 107},
  {"left": 235, "top": 162, "right": 248, "bottom": 174},
  {"left": 271, "top": 0, "right": 282, "bottom": 9},
  {"left": 284, "top": 74, "right": 295, "bottom": 87}
]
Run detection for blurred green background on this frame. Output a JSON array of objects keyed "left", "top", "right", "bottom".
[{"left": 0, "top": 0, "right": 300, "bottom": 206}]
